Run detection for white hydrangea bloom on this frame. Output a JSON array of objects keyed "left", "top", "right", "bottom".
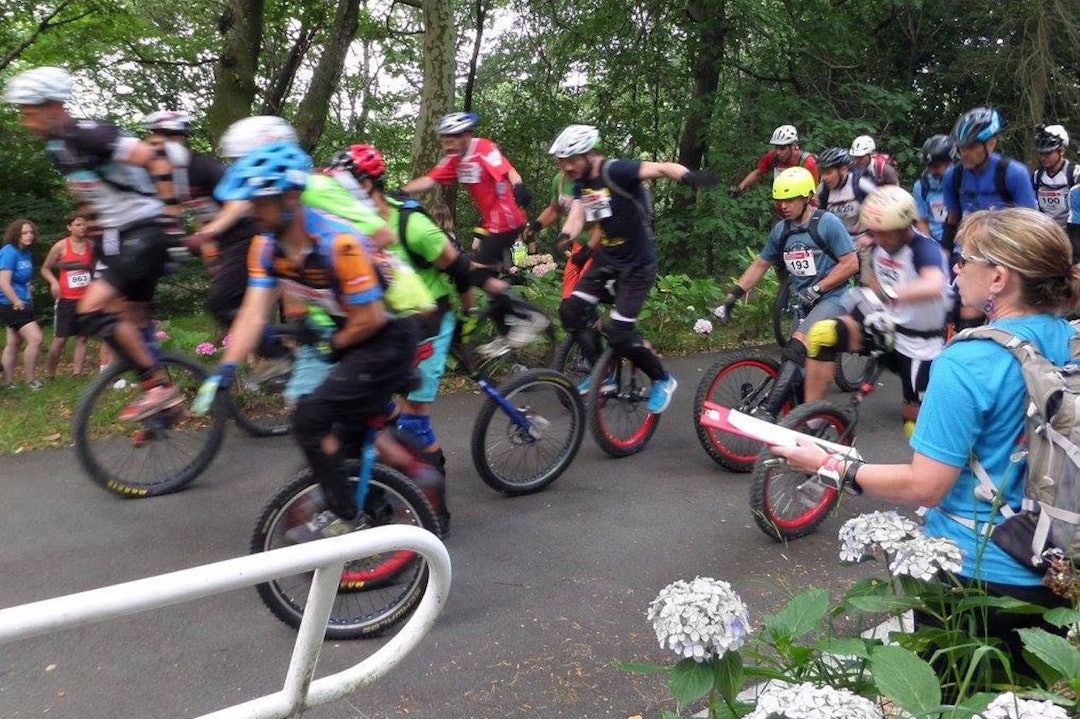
[
  {"left": 838, "top": 511, "right": 922, "bottom": 563},
  {"left": 977, "top": 691, "right": 1070, "bottom": 719},
  {"left": 647, "top": 577, "right": 751, "bottom": 662},
  {"left": 888, "top": 536, "right": 963, "bottom": 581},
  {"left": 693, "top": 318, "right": 713, "bottom": 335},
  {"left": 744, "top": 682, "right": 884, "bottom": 719}
]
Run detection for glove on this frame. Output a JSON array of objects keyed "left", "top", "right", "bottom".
[
  {"left": 512, "top": 183, "right": 532, "bottom": 209},
  {"left": 192, "top": 362, "right": 237, "bottom": 416},
  {"left": 862, "top": 310, "right": 896, "bottom": 353},
  {"left": 681, "top": 170, "right": 720, "bottom": 190},
  {"left": 569, "top": 245, "right": 591, "bottom": 268},
  {"left": 796, "top": 285, "right": 821, "bottom": 310},
  {"left": 458, "top": 308, "right": 479, "bottom": 343},
  {"left": 728, "top": 185, "right": 743, "bottom": 198}
]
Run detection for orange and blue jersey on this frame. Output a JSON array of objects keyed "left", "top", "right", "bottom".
[{"left": 246, "top": 207, "right": 383, "bottom": 320}]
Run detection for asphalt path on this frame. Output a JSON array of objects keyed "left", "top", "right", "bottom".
[{"left": 0, "top": 350, "right": 915, "bottom": 719}]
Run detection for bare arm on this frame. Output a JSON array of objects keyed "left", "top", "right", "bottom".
[
  {"left": 818, "top": 251, "right": 860, "bottom": 293},
  {"left": 736, "top": 168, "right": 763, "bottom": 192},
  {"left": 732, "top": 256, "right": 775, "bottom": 294},
  {"left": 200, "top": 200, "right": 251, "bottom": 236},
  {"left": 333, "top": 300, "right": 389, "bottom": 349},
  {"left": 119, "top": 140, "right": 180, "bottom": 220},
  {"left": 218, "top": 285, "right": 279, "bottom": 365},
  {"left": 0, "top": 270, "right": 22, "bottom": 308},
  {"left": 402, "top": 175, "right": 438, "bottom": 195},
  {"left": 638, "top": 161, "right": 692, "bottom": 182},
  {"left": 893, "top": 265, "right": 948, "bottom": 305},
  {"left": 558, "top": 200, "right": 587, "bottom": 242},
  {"left": 40, "top": 240, "right": 63, "bottom": 297}
]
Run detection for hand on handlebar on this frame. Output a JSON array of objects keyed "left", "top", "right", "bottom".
[{"left": 192, "top": 362, "right": 237, "bottom": 416}]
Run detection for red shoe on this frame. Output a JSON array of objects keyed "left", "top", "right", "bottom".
[{"left": 118, "top": 383, "right": 183, "bottom": 423}]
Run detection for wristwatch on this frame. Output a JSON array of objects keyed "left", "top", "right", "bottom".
[{"left": 811, "top": 283, "right": 821, "bottom": 294}]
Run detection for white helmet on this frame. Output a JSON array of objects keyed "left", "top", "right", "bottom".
[
  {"left": 860, "top": 185, "right": 918, "bottom": 232},
  {"left": 548, "top": 124, "right": 600, "bottom": 158},
  {"left": 143, "top": 110, "right": 192, "bottom": 135},
  {"left": 1036, "top": 124, "right": 1069, "bottom": 152},
  {"left": 218, "top": 116, "right": 298, "bottom": 159},
  {"left": 4, "top": 66, "right": 73, "bottom": 105},
  {"left": 769, "top": 125, "right": 798, "bottom": 146},
  {"left": 436, "top": 112, "right": 479, "bottom": 136},
  {"left": 849, "top": 135, "right": 876, "bottom": 157}
]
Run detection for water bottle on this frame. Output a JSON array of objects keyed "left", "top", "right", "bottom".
[{"left": 512, "top": 238, "right": 527, "bottom": 267}]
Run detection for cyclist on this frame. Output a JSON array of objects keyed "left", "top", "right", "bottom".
[
  {"left": 4, "top": 66, "right": 183, "bottom": 421},
  {"left": 1032, "top": 124, "right": 1079, "bottom": 230},
  {"left": 802, "top": 186, "right": 950, "bottom": 437},
  {"left": 198, "top": 141, "right": 422, "bottom": 540},
  {"left": 40, "top": 212, "right": 94, "bottom": 378},
  {"left": 526, "top": 162, "right": 598, "bottom": 299},
  {"left": 551, "top": 124, "right": 718, "bottom": 412},
  {"left": 942, "top": 106, "right": 1037, "bottom": 330},
  {"left": 848, "top": 135, "right": 899, "bottom": 185},
  {"left": 730, "top": 124, "right": 819, "bottom": 197},
  {"left": 817, "top": 146, "right": 878, "bottom": 285},
  {"left": 912, "top": 134, "right": 955, "bottom": 245},
  {"left": 403, "top": 112, "right": 548, "bottom": 356},
  {"left": 715, "top": 166, "right": 858, "bottom": 422},
  {"left": 330, "top": 143, "right": 474, "bottom": 465}
]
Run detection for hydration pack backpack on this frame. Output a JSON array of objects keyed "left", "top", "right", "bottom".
[
  {"left": 947, "top": 326, "right": 1080, "bottom": 571},
  {"left": 950, "top": 156, "right": 1014, "bottom": 207}
]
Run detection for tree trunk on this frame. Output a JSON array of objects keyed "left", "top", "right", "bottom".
[
  {"left": 294, "top": 0, "right": 361, "bottom": 152},
  {"left": 677, "top": 0, "right": 727, "bottom": 173},
  {"left": 206, "top": 0, "right": 265, "bottom": 144},
  {"left": 262, "top": 26, "right": 316, "bottom": 116},
  {"left": 410, "top": 0, "right": 457, "bottom": 180},
  {"left": 462, "top": 0, "right": 487, "bottom": 112}
]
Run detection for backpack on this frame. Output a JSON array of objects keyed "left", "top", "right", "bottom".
[
  {"left": 389, "top": 193, "right": 460, "bottom": 270},
  {"left": 600, "top": 158, "right": 655, "bottom": 231},
  {"left": 1033, "top": 160, "right": 1080, "bottom": 190},
  {"left": 950, "top": 156, "right": 1014, "bottom": 207},
  {"left": 818, "top": 166, "right": 871, "bottom": 210},
  {"left": 870, "top": 153, "right": 898, "bottom": 182},
  {"left": 946, "top": 325, "right": 1080, "bottom": 571},
  {"left": 776, "top": 209, "right": 840, "bottom": 264}
]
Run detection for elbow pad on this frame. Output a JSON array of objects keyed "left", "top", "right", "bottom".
[{"left": 446, "top": 252, "right": 473, "bottom": 295}]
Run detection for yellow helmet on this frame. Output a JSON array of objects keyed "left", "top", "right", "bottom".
[{"left": 772, "top": 167, "right": 816, "bottom": 200}]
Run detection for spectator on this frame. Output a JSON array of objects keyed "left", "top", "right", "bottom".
[
  {"left": 41, "top": 212, "right": 93, "bottom": 378},
  {"left": 0, "top": 218, "right": 44, "bottom": 389}
]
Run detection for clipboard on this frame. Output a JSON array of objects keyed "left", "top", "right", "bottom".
[{"left": 699, "top": 401, "right": 862, "bottom": 460}]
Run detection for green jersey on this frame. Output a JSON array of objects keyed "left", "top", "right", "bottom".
[
  {"left": 386, "top": 197, "right": 453, "bottom": 302},
  {"left": 302, "top": 174, "right": 387, "bottom": 237},
  {"left": 551, "top": 171, "right": 591, "bottom": 245}
]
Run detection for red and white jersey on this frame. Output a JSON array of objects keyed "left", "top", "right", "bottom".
[{"left": 428, "top": 137, "right": 526, "bottom": 233}]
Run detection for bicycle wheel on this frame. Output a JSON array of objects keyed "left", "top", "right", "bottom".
[
  {"left": 586, "top": 348, "right": 660, "bottom": 458},
  {"left": 251, "top": 461, "right": 438, "bottom": 640},
  {"left": 72, "top": 351, "right": 228, "bottom": 497},
  {"left": 552, "top": 336, "right": 592, "bottom": 388},
  {"left": 693, "top": 351, "right": 793, "bottom": 473},
  {"left": 772, "top": 277, "right": 797, "bottom": 349},
  {"left": 749, "top": 401, "right": 852, "bottom": 541},
  {"left": 471, "top": 368, "right": 585, "bottom": 495},
  {"left": 834, "top": 353, "right": 877, "bottom": 393},
  {"left": 226, "top": 355, "right": 293, "bottom": 438}
]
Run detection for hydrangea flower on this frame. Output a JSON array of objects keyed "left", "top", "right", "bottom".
[
  {"left": 978, "top": 691, "right": 1070, "bottom": 719},
  {"left": 647, "top": 577, "right": 750, "bottom": 661},
  {"left": 744, "top": 682, "right": 884, "bottom": 719},
  {"left": 693, "top": 318, "right": 713, "bottom": 335},
  {"left": 154, "top": 329, "right": 170, "bottom": 342},
  {"left": 838, "top": 511, "right": 922, "bottom": 563},
  {"left": 531, "top": 262, "right": 558, "bottom": 277},
  {"left": 888, "top": 536, "right": 963, "bottom": 581},
  {"left": 195, "top": 342, "right": 217, "bottom": 356},
  {"left": 221, "top": 333, "right": 232, "bottom": 347}
]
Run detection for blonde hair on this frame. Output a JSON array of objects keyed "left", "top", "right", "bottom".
[{"left": 958, "top": 207, "right": 1080, "bottom": 313}]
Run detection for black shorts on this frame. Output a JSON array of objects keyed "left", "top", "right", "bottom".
[
  {"left": 53, "top": 298, "right": 81, "bottom": 338},
  {"left": 474, "top": 227, "right": 525, "bottom": 270},
  {"left": 572, "top": 259, "right": 657, "bottom": 321},
  {"left": 97, "top": 223, "right": 172, "bottom": 303},
  {"left": 0, "top": 303, "right": 35, "bottom": 330},
  {"left": 877, "top": 349, "right": 932, "bottom": 404},
  {"left": 207, "top": 238, "right": 251, "bottom": 327}
]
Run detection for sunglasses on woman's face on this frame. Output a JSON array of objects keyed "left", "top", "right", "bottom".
[{"left": 955, "top": 253, "right": 996, "bottom": 269}]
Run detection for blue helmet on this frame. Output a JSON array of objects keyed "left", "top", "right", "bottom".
[
  {"left": 215, "top": 141, "right": 312, "bottom": 202},
  {"left": 952, "top": 107, "right": 1001, "bottom": 145}
]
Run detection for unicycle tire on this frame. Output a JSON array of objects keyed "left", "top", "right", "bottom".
[{"left": 585, "top": 348, "right": 660, "bottom": 458}]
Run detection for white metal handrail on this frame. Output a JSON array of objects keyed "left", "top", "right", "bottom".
[{"left": 0, "top": 525, "right": 451, "bottom": 719}]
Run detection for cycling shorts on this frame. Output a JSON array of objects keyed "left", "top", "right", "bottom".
[
  {"left": 0, "top": 303, "right": 35, "bottom": 330},
  {"left": 97, "top": 223, "right": 172, "bottom": 303},
  {"left": 572, "top": 259, "right": 656, "bottom": 321},
  {"left": 876, "top": 349, "right": 932, "bottom": 405},
  {"left": 407, "top": 308, "right": 456, "bottom": 404},
  {"left": 474, "top": 227, "right": 525, "bottom": 270},
  {"left": 794, "top": 294, "right": 847, "bottom": 338}
]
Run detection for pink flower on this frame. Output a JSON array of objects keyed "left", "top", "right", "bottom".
[
  {"left": 154, "top": 329, "right": 169, "bottom": 342},
  {"left": 195, "top": 342, "right": 217, "bottom": 356},
  {"left": 221, "top": 334, "right": 232, "bottom": 347}
]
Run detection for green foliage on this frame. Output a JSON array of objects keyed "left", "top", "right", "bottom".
[{"left": 870, "top": 645, "right": 942, "bottom": 717}]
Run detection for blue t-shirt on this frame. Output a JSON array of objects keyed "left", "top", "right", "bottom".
[
  {"left": 760, "top": 211, "right": 855, "bottom": 297},
  {"left": 943, "top": 153, "right": 1038, "bottom": 216},
  {"left": 1068, "top": 184, "right": 1080, "bottom": 226},
  {"left": 912, "top": 172, "right": 947, "bottom": 243},
  {"left": 911, "top": 314, "right": 1076, "bottom": 586},
  {"left": 0, "top": 245, "right": 32, "bottom": 304}
]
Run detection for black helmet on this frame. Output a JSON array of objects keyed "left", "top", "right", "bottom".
[
  {"left": 921, "top": 134, "right": 955, "bottom": 165},
  {"left": 952, "top": 107, "right": 1001, "bottom": 145},
  {"left": 818, "top": 147, "right": 850, "bottom": 169}
]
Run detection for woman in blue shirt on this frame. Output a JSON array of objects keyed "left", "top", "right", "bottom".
[
  {"left": 771, "top": 207, "right": 1076, "bottom": 675},
  {"left": 0, "top": 218, "right": 44, "bottom": 389}
]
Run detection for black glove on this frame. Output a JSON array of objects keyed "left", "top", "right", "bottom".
[
  {"left": 555, "top": 232, "right": 573, "bottom": 252},
  {"left": 728, "top": 185, "right": 743, "bottom": 198},
  {"left": 512, "top": 183, "right": 532, "bottom": 209},
  {"left": 681, "top": 170, "right": 720, "bottom": 190},
  {"left": 570, "top": 245, "right": 591, "bottom": 268},
  {"left": 796, "top": 285, "right": 821, "bottom": 310}
]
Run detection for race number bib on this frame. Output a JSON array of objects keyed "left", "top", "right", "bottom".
[
  {"left": 783, "top": 249, "right": 817, "bottom": 277},
  {"left": 68, "top": 270, "right": 91, "bottom": 288},
  {"left": 929, "top": 198, "right": 947, "bottom": 223},
  {"left": 582, "top": 189, "right": 613, "bottom": 222},
  {"left": 1038, "top": 188, "right": 1067, "bottom": 213},
  {"left": 458, "top": 163, "right": 482, "bottom": 184}
]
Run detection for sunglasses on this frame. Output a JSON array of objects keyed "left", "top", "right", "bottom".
[{"left": 955, "top": 253, "right": 996, "bottom": 269}]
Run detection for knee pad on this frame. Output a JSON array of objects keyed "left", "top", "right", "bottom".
[
  {"left": 559, "top": 295, "right": 594, "bottom": 332},
  {"left": 782, "top": 337, "right": 808, "bottom": 365},
  {"left": 76, "top": 311, "right": 118, "bottom": 340},
  {"left": 446, "top": 252, "right": 472, "bottom": 295},
  {"left": 806, "top": 320, "right": 846, "bottom": 362},
  {"left": 396, "top": 413, "right": 438, "bottom": 448}
]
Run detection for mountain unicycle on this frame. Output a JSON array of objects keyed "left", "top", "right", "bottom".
[{"left": 585, "top": 347, "right": 660, "bottom": 458}]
